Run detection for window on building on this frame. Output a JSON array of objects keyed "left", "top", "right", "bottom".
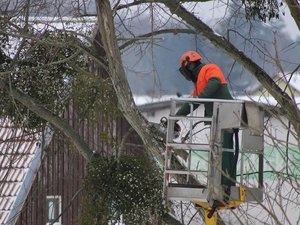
[{"left": 46, "top": 195, "right": 62, "bottom": 225}]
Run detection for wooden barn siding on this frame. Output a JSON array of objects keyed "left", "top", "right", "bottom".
[{"left": 15, "top": 103, "right": 144, "bottom": 225}]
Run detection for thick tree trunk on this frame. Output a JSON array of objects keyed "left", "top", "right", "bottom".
[{"left": 95, "top": 0, "right": 165, "bottom": 165}]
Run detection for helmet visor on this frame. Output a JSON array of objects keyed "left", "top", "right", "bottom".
[{"left": 179, "top": 66, "right": 192, "bottom": 81}]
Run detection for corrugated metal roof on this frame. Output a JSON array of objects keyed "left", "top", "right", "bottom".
[{"left": 0, "top": 119, "right": 52, "bottom": 225}]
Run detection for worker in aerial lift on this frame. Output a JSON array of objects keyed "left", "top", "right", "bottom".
[{"left": 175, "top": 50, "right": 236, "bottom": 195}]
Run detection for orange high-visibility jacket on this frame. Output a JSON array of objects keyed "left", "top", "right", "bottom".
[{"left": 191, "top": 64, "right": 227, "bottom": 97}]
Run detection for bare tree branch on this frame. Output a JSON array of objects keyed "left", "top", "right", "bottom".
[
  {"left": 2, "top": 83, "right": 94, "bottom": 161},
  {"left": 285, "top": 0, "right": 300, "bottom": 31},
  {"left": 119, "top": 28, "right": 196, "bottom": 50},
  {"left": 113, "top": 0, "right": 300, "bottom": 138}
]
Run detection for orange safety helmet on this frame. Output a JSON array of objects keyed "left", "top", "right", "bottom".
[{"left": 180, "top": 51, "right": 202, "bottom": 67}]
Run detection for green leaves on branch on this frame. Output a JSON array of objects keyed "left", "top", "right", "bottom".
[
  {"left": 0, "top": 30, "right": 85, "bottom": 129},
  {"left": 72, "top": 71, "right": 120, "bottom": 122},
  {"left": 81, "top": 156, "right": 166, "bottom": 225},
  {"left": 242, "top": 0, "right": 283, "bottom": 22},
  {"left": 0, "top": 28, "right": 119, "bottom": 129}
]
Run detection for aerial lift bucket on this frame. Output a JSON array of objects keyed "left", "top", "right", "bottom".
[{"left": 163, "top": 98, "right": 264, "bottom": 225}]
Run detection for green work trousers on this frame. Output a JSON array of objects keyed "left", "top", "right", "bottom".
[{"left": 221, "top": 131, "right": 236, "bottom": 187}]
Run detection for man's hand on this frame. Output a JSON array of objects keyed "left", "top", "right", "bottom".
[
  {"left": 160, "top": 117, "right": 181, "bottom": 139},
  {"left": 174, "top": 122, "right": 181, "bottom": 138}
]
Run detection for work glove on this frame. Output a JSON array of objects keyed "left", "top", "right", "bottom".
[{"left": 160, "top": 117, "right": 181, "bottom": 139}]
